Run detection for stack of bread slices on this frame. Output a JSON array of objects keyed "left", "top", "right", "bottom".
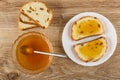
[
  {"left": 18, "top": 1, "right": 53, "bottom": 30},
  {"left": 71, "top": 16, "right": 108, "bottom": 62}
]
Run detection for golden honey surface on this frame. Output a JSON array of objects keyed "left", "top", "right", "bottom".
[
  {"left": 80, "top": 39, "right": 104, "bottom": 60},
  {"left": 75, "top": 19, "right": 100, "bottom": 36},
  {"left": 16, "top": 35, "right": 51, "bottom": 71}
]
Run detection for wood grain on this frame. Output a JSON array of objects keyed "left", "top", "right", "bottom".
[{"left": 0, "top": 0, "right": 120, "bottom": 80}]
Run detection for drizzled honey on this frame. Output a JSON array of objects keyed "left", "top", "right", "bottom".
[
  {"left": 75, "top": 18, "right": 101, "bottom": 36},
  {"left": 14, "top": 32, "right": 53, "bottom": 72},
  {"left": 80, "top": 38, "right": 104, "bottom": 60}
]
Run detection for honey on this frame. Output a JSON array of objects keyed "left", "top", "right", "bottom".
[
  {"left": 80, "top": 39, "right": 104, "bottom": 60},
  {"left": 75, "top": 18, "right": 100, "bottom": 36},
  {"left": 12, "top": 32, "right": 53, "bottom": 73}
]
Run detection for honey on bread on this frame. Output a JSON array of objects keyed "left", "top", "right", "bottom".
[
  {"left": 72, "top": 16, "right": 104, "bottom": 40},
  {"left": 74, "top": 37, "right": 107, "bottom": 62},
  {"left": 80, "top": 39, "right": 104, "bottom": 60}
]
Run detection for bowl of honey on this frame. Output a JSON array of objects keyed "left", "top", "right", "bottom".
[{"left": 12, "top": 32, "right": 53, "bottom": 74}]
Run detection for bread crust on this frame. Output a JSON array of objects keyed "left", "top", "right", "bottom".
[
  {"left": 71, "top": 16, "right": 104, "bottom": 41},
  {"left": 20, "top": 1, "right": 53, "bottom": 29},
  {"left": 74, "top": 37, "right": 108, "bottom": 62}
]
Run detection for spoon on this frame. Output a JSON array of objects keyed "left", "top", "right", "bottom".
[{"left": 20, "top": 45, "right": 67, "bottom": 58}]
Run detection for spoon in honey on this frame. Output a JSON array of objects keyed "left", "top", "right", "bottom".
[{"left": 20, "top": 45, "right": 67, "bottom": 58}]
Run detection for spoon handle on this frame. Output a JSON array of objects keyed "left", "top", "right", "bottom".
[{"left": 34, "top": 51, "right": 67, "bottom": 58}]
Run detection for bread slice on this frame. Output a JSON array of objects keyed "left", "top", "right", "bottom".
[
  {"left": 18, "top": 20, "right": 37, "bottom": 30},
  {"left": 74, "top": 37, "right": 108, "bottom": 62},
  {"left": 71, "top": 16, "right": 104, "bottom": 40},
  {"left": 19, "top": 13, "right": 36, "bottom": 24},
  {"left": 21, "top": 1, "right": 53, "bottom": 28}
]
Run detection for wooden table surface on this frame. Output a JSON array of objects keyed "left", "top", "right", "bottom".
[{"left": 0, "top": 0, "right": 120, "bottom": 80}]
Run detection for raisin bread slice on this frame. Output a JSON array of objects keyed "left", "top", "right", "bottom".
[
  {"left": 21, "top": 1, "right": 53, "bottom": 28},
  {"left": 74, "top": 37, "right": 108, "bottom": 62}
]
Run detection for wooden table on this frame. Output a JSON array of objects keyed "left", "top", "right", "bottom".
[{"left": 0, "top": 0, "right": 119, "bottom": 80}]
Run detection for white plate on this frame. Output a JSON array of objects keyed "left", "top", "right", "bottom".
[{"left": 62, "top": 12, "right": 117, "bottom": 66}]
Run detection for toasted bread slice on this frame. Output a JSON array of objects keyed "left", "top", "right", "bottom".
[
  {"left": 21, "top": 1, "right": 53, "bottom": 28},
  {"left": 71, "top": 16, "right": 104, "bottom": 40},
  {"left": 18, "top": 21, "right": 37, "bottom": 30},
  {"left": 19, "top": 13, "right": 36, "bottom": 24},
  {"left": 74, "top": 37, "right": 108, "bottom": 62}
]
